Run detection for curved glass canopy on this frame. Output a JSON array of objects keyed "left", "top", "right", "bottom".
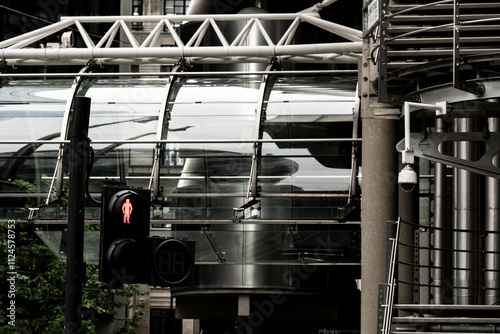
[{"left": 0, "top": 74, "right": 360, "bottom": 223}]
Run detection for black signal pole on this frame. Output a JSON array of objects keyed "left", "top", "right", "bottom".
[{"left": 65, "top": 96, "right": 91, "bottom": 334}]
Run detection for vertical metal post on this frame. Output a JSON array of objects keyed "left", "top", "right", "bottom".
[
  {"left": 484, "top": 117, "right": 500, "bottom": 305},
  {"left": 453, "top": 117, "right": 479, "bottom": 305},
  {"left": 453, "top": 0, "right": 461, "bottom": 91},
  {"left": 432, "top": 117, "right": 448, "bottom": 304},
  {"left": 65, "top": 96, "right": 91, "bottom": 333}
]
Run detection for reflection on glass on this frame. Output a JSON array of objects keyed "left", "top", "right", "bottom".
[
  {"left": 79, "top": 78, "right": 165, "bottom": 190},
  {"left": 0, "top": 75, "right": 360, "bottom": 222},
  {"left": 154, "top": 229, "right": 360, "bottom": 264},
  {"left": 161, "top": 76, "right": 358, "bottom": 221}
]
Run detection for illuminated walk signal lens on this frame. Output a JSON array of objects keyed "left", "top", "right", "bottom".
[
  {"left": 100, "top": 186, "right": 151, "bottom": 287},
  {"left": 104, "top": 188, "right": 150, "bottom": 236}
]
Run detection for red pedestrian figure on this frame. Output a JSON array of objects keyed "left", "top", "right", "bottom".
[{"left": 122, "top": 198, "right": 133, "bottom": 224}]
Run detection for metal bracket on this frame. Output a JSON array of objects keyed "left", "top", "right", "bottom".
[
  {"left": 232, "top": 198, "right": 260, "bottom": 223},
  {"left": 27, "top": 198, "right": 65, "bottom": 221},
  {"left": 347, "top": 95, "right": 361, "bottom": 205},
  {"left": 396, "top": 132, "right": 500, "bottom": 179},
  {"left": 202, "top": 225, "right": 226, "bottom": 263},
  {"left": 338, "top": 201, "right": 357, "bottom": 221},
  {"left": 377, "top": 0, "right": 390, "bottom": 103}
]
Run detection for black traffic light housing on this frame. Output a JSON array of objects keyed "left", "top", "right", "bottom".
[
  {"left": 99, "top": 185, "right": 195, "bottom": 288},
  {"left": 149, "top": 237, "right": 195, "bottom": 287},
  {"left": 99, "top": 185, "right": 151, "bottom": 288}
]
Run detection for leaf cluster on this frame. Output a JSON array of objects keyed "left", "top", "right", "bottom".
[{"left": 0, "top": 221, "right": 147, "bottom": 334}]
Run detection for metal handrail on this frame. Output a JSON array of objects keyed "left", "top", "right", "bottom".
[
  {"left": 396, "top": 219, "right": 500, "bottom": 304},
  {"left": 381, "top": 218, "right": 401, "bottom": 334},
  {"left": 0, "top": 138, "right": 362, "bottom": 145},
  {"left": 385, "top": 1, "right": 500, "bottom": 44}
]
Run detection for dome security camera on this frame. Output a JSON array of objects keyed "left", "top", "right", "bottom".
[{"left": 398, "top": 165, "right": 417, "bottom": 192}]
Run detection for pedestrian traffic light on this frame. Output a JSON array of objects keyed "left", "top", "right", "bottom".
[
  {"left": 99, "top": 185, "right": 196, "bottom": 289},
  {"left": 99, "top": 185, "right": 151, "bottom": 288}
]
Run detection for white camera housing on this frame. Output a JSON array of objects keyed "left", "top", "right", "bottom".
[{"left": 398, "top": 165, "right": 417, "bottom": 192}]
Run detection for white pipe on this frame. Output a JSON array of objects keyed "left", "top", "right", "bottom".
[
  {"left": 321, "top": 0, "right": 339, "bottom": 7},
  {"left": 141, "top": 19, "right": 166, "bottom": 48},
  {"left": 74, "top": 20, "right": 95, "bottom": 48},
  {"left": 277, "top": 17, "right": 301, "bottom": 46},
  {"left": 95, "top": 20, "right": 121, "bottom": 48},
  {"left": 119, "top": 20, "right": 139, "bottom": 48},
  {"left": 5, "top": 55, "right": 359, "bottom": 66},
  {"left": 0, "top": 19, "right": 74, "bottom": 49},
  {"left": 255, "top": 19, "right": 274, "bottom": 46},
  {"left": 231, "top": 18, "right": 255, "bottom": 46},
  {"left": 299, "top": 14, "right": 363, "bottom": 42},
  {"left": 60, "top": 14, "right": 312, "bottom": 22},
  {"left": 165, "top": 20, "right": 184, "bottom": 47},
  {"left": 185, "top": 19, "right": 210, "bottom": 47},
  {"left": 0, "top": 69, "right": 358, "bottom": 77},
  {"left": 209, "top": 18, "right": 229, "bottom": 47},
  {"left": 1, "top": 42, "right": 362, "bottom": 60}
]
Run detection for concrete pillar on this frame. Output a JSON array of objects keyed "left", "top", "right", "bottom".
[
  {"left": 360, "top": 3, "right": 399, "bottom": 330},
  {"left": 360, "top": 116, "right": 399, "bottom": 334}
]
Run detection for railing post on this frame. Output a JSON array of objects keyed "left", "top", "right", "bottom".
[{"left": 381, "top": 218, "right": 401, "bottom": 334}]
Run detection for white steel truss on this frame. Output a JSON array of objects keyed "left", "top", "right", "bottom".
[{"left": 0, "top": 13, "right": 362, "bottom": 66}]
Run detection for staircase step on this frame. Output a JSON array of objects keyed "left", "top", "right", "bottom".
[
  {"left": 387, "top": 25, "right": 500, "bottom": 34},
  {"left": 392, "top": 332, "right": 499, "bottom": 334},
  {"left": 393, "top": 304, "right": 500, "bottom": 317},
  {"left": 394, "top": 304, "right": 500, "bottom": 310},
  {"left": 387, "top": 48, "right": 500, "bottom": 58},
  {"left": 388, "top": 13, "right": 500, "bottom": 23},
  {"left": 389, "top": 3, "right": 500, "bottom": 12},
  {"left": 393, "top": 316, "right": 500, "bottom": 324},
  {"left": 387, "top": 36, "right": 500, "bottom": 45}
]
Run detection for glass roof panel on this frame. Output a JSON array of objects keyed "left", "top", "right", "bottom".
[
  {"left": 0, "top": 75, "right": 360, "bottom": 222},
  {"left": 0, "top": 79, "right": 72, "bottom": 152},
  {"left": 266, "top": 76, "right": 357, "bottom": 117},
  {"left": 80, "top": 78, "right": 167, "bottom": 143},
  {"left": 78, "top": 78, "right": 168, "bottom": 190}
]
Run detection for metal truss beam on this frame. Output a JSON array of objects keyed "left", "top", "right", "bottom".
[{"left": 0, "top": 13, "right": 362, "bottom": 66}]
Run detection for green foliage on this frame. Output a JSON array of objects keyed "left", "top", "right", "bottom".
[
  {"left": 7, "top": 179, "right": 37, "bottom": 209},
  {"left": 0, "top": 221, "right": 147, "bottom": 334}
]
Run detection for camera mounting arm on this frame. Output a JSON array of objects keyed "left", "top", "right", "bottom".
[{"left": 398, "top": 101, "right": 447, "bottom": 192}]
